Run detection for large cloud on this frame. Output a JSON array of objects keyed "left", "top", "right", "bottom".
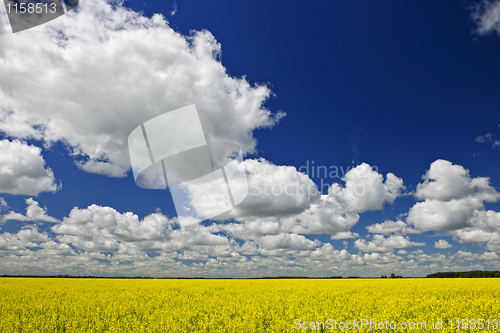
[
  {"left": 407, "top": 160, "right": 499, "bottom": 232},
  {"left": 223, "top": 158, "right": 319, "bottom": 219},
  {"left": 282, "top": 163, "right": 404, "bottom": 234},
  {"left": 407, "top": 198, "right": 485, "bottom": 232},
  {"left": 453, "top": 210, "right": 500, "bottom": 244},
  {"left": 0, "top": 140, "right": 60, "bottom": 196},
  {"left": 217, "top": 162, "right": 404, "bottom": 236},
  {"left": 0, "top": 0, "right": 283, "bottom": 178},
  {"left": 414, "top": 159, "right": 498, "bottom": 202},
  {"left": 365, "top": 160, "right": 500, "bottom": 249},
  {"left": 332, "top": 163, "right": 404, "bottom": 213}
]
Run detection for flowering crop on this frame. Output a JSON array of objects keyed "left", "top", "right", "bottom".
[{"left": 0, "top": 278, "right": 499, "bottom": 332}]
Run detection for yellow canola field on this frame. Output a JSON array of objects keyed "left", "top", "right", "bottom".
[{"left": 0, "top": 278, "right": 499, "bottom": 332}]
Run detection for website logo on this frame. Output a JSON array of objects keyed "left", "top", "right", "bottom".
[
  {"left": 3, "top": 0, "right": 79, "bottom": 33},
  {"left": 128, "top": 105, "right": 249, "bottom": 227}
]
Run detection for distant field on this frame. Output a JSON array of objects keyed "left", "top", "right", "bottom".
[{"left": 1, "top": 278, "right": 499, "bottom": 332}]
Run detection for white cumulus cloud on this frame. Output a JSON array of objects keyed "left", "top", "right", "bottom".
[
  {"left": 280, "top": 163, "right": 404, "bottom": 235},
  {"left": 354, "top": 235, "right": 425, "bottom": 253},
  {"left": 434, "top": 239, "right": 452, "bottom": 249},
  {"left": 0, "top": 140, "right": 60, "bottom": 196},
  {"left": 454, "top": 250, "right": 499, "bottom": 261},
  {"left": 0, "top": 0, "right": 283, "bottom": 178},
  {"left": 0, "top": 225, "right": 50, "bottom": 251},
  {"left": 407, "top": 160, "right": 499, "bottom": 232},
  {"left": 366, "top": 220, "right": 418, "bottom": 236},
  {"left": 331, "top": 163, "right": 405, "bottom": 214},
  {"left": 225, "top": 158, "right": 319, "bottom": 219},
  {"left": 3, "top": 198, "right": 59, "bottom": 223},
  {"left": 414, "top": 159, "right": 498, "bottom": 202}
]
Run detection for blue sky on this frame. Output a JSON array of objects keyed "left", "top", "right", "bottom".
[{"left": 0, "top": 0, "right": 500, "bottom": 277}]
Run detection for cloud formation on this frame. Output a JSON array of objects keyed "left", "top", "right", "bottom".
[
  {"left": 0, "top": 194, "right": 498, "bottom": 277},
  {"left": 3, "top": 198, "right": 59, "bottom": 223},
  {"left": 364, "top": 160, "right": 500, "bottom": 251},
  {"left": 367, "top": 220, "right": 418, "bottom": 236},
  {"left": 225, "top": 158, "right": 319, "bottom": 219},
  {"left": 0, "top": 140, "right": 60, "bottom": 196},
  {"left": 434, "top": 239, "right": 452, "bottom": 249},
  {"left": 407, "top": 159, "right": 499, "bottom": 232},
  {"left": 0, "top": 0, "right": 498, "bottom": 278},
  {"left": 0, "top": 0, "right": 283, "bottom": 178},
  {"left": 222, "top": 162, "right": 405, "bottom": 236},
  {"left": 354, "top": 235, "right": 425, "bottom": 253}
]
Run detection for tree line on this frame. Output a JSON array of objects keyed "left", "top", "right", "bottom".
[{"left": 426, "top": 271, "right": 500, "bottom": 278}]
